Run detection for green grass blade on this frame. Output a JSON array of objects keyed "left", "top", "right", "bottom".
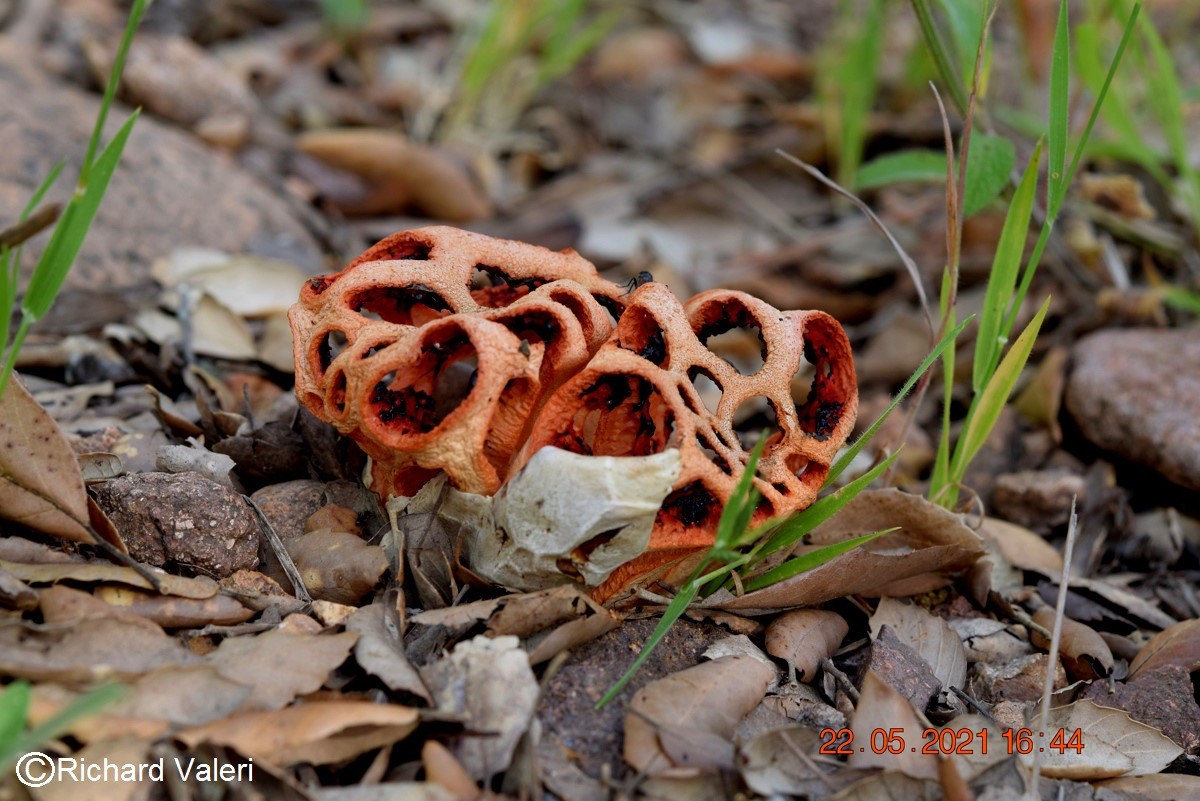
[
  {"left": 826, "top": 316, "right": 970, "bottom": 487},
  {"left": 18, "top": 162, "right": 65, "bottom": 222},
  {"left": 1046, "top": 0, "right": 1070, "bottom": 219},
  {"left": 81, "top": 0, "right": 147, "bottom": 184},
  {"left": 972, "top": 141, "right": 1042, "bottom": 393},
  {"left": 757, "top": 450, "right": 899, "bottom": 560},
  {"left": 743, "top": 528, "right": 896, "bottom": 592},
  {"left": 596, "top": 576, "right": 700, "bottom": 708},
  {"left": 7, "top": 683, "right": 125, "bottom": 767},
  {"left": 854, "top": 150, "right": 947, "bottom": 189},
  {"left": 1070, "top": 3, "right": 1142, "bottom": 190},
  {"left": 23, "top": 112, "right": 139, "bottom": 322},
  {"left": 0, "top": 680, "right": 30, "bottom": 753},
  {"left": 1162, "top": 287, "right": 1200, "bottom": 316},
  {"left": 962, "top": 134, "right": 1015, "bottom": 217},
  {"left": 909, "top": 0, "right": 968, "bottom": 112},
  {"left": 952, "top": 296, "right": 1050, "bottom": 479}
]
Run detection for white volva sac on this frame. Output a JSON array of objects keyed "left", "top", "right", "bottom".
[{"left": 482, "top": 446, "right": 682, "bottom": 589}]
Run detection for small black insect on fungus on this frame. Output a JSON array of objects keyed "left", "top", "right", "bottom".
[{"left": 622, "top": 270, "right": 654, "bottom": 295}]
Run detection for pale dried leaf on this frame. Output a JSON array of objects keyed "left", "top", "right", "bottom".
[
  {"left": 420, "top": 635, "right": 539, "bottom": 780},
  {"left": 1097, "top": 774, "right": 1200, "bottom": 799},
  {"left": 95, "top": 585, "right": 253, "bottom": 627},
  {"left": 346, "top": 602, "right": 431, "bottom": 702},
  {"left": 0, "top": 557, "right": 219, "bottom": 599},
  {"left": 765, "top": 609, "right": 848, "bottom": 682},
  {"left": 207, "top": 630, "right": 359, "bottom": 711},
  {"left": 869, "top": 598, "right": 967, "bottom": 701},
  {"left": 1030, "top": 607, "right": 1113, "bottom": 681},
  {"left": 310, "top": 785, "right": 457, "bottom": 801},
  {"left": 192, "top": 292, "right": 258, "bottom": 360},
  {"left": 624, "top": 654, "right": 775, "bottom": 776},
  {"left": 178, "top": 701, "right": 419, "bottom": 766},
  {"left": 259, "top": 311, "right": 296, "bottom": 373},
  {"left": 78, "top": 451, "right": 124, "bottom": 483},
  {"left": 979, "top": 517, "right": 1062, "bottom": 575},
  {"left": 1024, "top": 699, "right": 1183, "bottom": 779},
  {"left": 0, "top": 376, "right": 105, "bottom": 544},
  {"left": 288, "top": 529, "right": 389, "bottom": 605},
  {"left": 1129, "top": 618, "right": 1200, "bottom": 678},
  {"left": 740, "top": 726, "right": 872, "bottom": 797},
  {"left": 710, "top": 490, "right": 984, "bottom": 611},
  {"left": 847, "top": 670, "right": 937, "bottom": 780}
]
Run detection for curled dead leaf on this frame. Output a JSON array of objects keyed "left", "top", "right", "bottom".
[
  {"left": 763, "top": 609, "right": 847, "bottom": 682},
  {"left": 707, "top": 489, "right": 984, "bottom": 611},
  {"left": 1031, "top": 606, "right": 1113, "bottom": 681},
  {"left": 0, "top": 376, "right": 123, "bottom": 548},
  {"left": 624, "top": 654, "right": 775, "bottom": 777},
  {"left": 177, "top": 701, "right": 419, "bottom": 766},
  {"left": 1129, "top": 618, "right": 1200, "bottom": 679}
]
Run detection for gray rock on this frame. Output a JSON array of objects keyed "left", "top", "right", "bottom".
[
  {"left": 0, "top": 41, "right": 323, "bottom": 292},
  {"left": 1065, "top": 328, "right": 1200, "bottom": 491},
  {"left": 94, "top": 472, "right": 260, "bottom": 577}
]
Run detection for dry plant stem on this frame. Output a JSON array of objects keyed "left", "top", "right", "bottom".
[
  {"left": 1030, "top": 497, "right": 1078, "bottom": 797},
  {"left": 0, "top": 203, "right": 61, "bottom": 249},
  {"left": 245, "top": 496, "right": 313, "bottom": 604},
  {"left": 820, "top": 657, "right": 859, "bottom": 702},
  {"left": 776, "top": 150, "right": 933, "bottom": 335}
]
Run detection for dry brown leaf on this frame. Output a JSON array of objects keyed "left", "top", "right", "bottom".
[
  {"left": 0, "top": 557, "right": 220, "bottom": 599},
  {"left": 739, "top": 726, "right": 872, "bottom": 797},
  {"left": 0, "top": 568, "right": 37, "bottom": 610},
  {"left": 206, "top": 630, "right": 359, "bottom": 711},
  {"left": 308, "top": 785, "right": 457, "bottom": 801},
  {"left": 525, "top": 607, "right": 622, "bottom": 665},
  {"left": 847, "top": 670, "right": 937, "bottom": 780},
  {"left": 486, "top": 585, "right": 602, "bottom": 638},
  {"left": 95, "top": 585, "right": 254, "bottom": 628},
  {"left": 1128, "top": 618, "right": 1200, "bottom": 678},
  {"left": 1097, "top": 774, "right": 1200, "bottom": 799},
  {"left": 1030, "top": 607, "right": 1113, "bottom": 681},
  {"left": 978, "top": 517, "right": 1063, "bottom": 575},
  {"left": 422, "top": 740, "right": 479, "bottom": 801},
  {"left": 32, "top": 665, "right": 254, "bottom": 743},
  {"left": 33, "top": 736, "right": 153, "bottom": 801},
  {"left": 77, "top": 451, "right": 124, "bottom": 483},
  {"left": 296, "top": 129, "right": 491, "bottom": 221},
  {"left": 1023, "top": 699, "right": 1182, "bottom": 779},
  {"left": 421, "top": 635, "right": 539, "bottom": 780},
  {"left": 0, "top": 376, "right": 123, "bottom": 547},
  {"left": 710, "top": 489, "right": 983, "bottom": 611},
  {"left": 764, "top": 609, "right": 848, "bottom": 682},
  {"left": 826, "top": 771, "right": 938, "bottom": 801},
  {"left": 177, "top": 700, "right": 419, "bottom": 766},
  {"left": 624, "top": 654, "right": 775, "bottom": 777},
  {"left": 288, "top": 529, "right": 389, "bottom": 605},
  {"left": 346, "top": 601, "right": 431, "bottom": 702},
  {"left": 868, "top": 597, "right": 967, "bottom": 703},
  {"left": 0, "top": 608, "right": 199, "bottom": 681},
  {"left": 410, "top": 597, "right": 502, "bottom": 631}
]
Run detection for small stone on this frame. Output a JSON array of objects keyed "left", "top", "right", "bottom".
[
  {"left": 250, "top": 479, "right": 326, "bottom": 541},
  {"left": 1065, "top": 329, "right": 1200, "bottom": 491},
  {"left": 94, "top": 472, "right": 259, "bottom": 577},
  {"left": 1081, "top": 664, "right": 1200, "bottom": 753},
  {"left": 968, "top": 653, "right": 1067, "bottom": 704}
]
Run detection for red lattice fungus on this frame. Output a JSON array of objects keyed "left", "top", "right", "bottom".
[
  {"left": 290, "top": 226, "right": 625, "bottom": 496},
  {"left": 517, "top": 282, "right": 857, "bottom": 599},
  {"left": 291, "top": 228, "right": 858, "bottom": 599}
]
